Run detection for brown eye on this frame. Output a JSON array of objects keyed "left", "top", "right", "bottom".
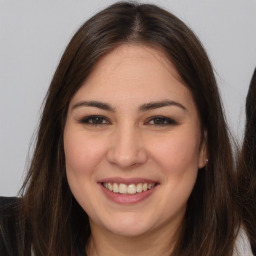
[
  {"left": 147, "top": 116, "right": 178, "bottom": 126},
  {"left": 80, "top": 115, "right": 110, "bottom": 126}
]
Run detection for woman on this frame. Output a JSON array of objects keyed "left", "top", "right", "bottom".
[
  {"left": 237, "top": 68, "right": 256, "bottom": 254},
  {"left": 0, "top": 2, "right": 251, "bottom": 255}
]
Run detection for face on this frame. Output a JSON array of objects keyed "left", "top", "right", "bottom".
[{"left": 64, "top": 44, "right": 207, "bottom": 238}]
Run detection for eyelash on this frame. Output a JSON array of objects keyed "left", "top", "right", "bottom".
[
  {"left": 79, "top": 115, "right": 111, "bottom": 126},
  {"left": 79, "top": 115, "right": 178, "bottom": 127},
  {"left": 146, "top": 116, "right": 178, "bottom": 126}
]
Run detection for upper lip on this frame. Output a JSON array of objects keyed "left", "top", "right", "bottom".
[{"left": 98, "top": 177, "right": 159, "bottom": 185}]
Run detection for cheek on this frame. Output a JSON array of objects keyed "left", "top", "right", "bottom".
[
  {"left": 63, "top": 130, "right": 107, "bottom": 212},
  {"left": 149, "top": 134, "right": 200, "bottom": 215},
  {"left": 64, "top": 128, "right": 109, "bottom": 187},
  {"left": 150, "top": 132, "right": 201, "bottom": 174}
]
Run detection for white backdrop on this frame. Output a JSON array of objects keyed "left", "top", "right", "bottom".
[{"left": 1, "top": 0, "right": 256, "bottom": 196}]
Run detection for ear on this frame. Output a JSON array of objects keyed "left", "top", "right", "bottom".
[{"left": 198, "top": 130, "right": 208, "bottom": 169}]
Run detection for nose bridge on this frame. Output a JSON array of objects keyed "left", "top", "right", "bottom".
[{"left": 107, "top": 122, "right": 147, "bottom": 167}]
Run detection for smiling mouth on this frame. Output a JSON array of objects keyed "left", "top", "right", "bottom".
[{"left": 102, "top": 182, "right": 156, "bottom": 195}]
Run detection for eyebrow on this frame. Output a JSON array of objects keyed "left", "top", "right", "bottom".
[
  {"left": 139, "top": 100, "right": 186, "bottom": 111},
  {"left": 72, "top": 100, "right": 186, "bottom": 112},
  {"left": 72, "top": 101, "right": 115, "bottom": 111}
]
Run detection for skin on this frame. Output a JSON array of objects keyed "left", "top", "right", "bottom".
[{"left": 64, "top": 44, "right": 207, "bottom": 256}]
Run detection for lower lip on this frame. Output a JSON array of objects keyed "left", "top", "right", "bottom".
[{"left": 99, "top": 184, "right": 157, "bottom": 204}]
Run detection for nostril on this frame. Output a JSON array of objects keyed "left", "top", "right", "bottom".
[{"left": 106, "top": 146, "right": 148, "bottom": 168}]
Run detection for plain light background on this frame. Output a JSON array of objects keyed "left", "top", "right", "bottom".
[{"left": 1, "top": 0, "right": 256, "bottom": 196}]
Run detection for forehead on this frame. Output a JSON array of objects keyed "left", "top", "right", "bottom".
[
  {"left": 70, "top": 44, "right": 195, "bottom": 111},
  {"left": 87, "top": 44, "right": 182, "bottom": 86}
]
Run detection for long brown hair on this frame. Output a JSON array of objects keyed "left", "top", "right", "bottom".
[
  {"left": 236, "top": 68, "right": 256, "bottom": 254},
  {"left": 12, "top": 1, "right": 237, "bottom": 255}
]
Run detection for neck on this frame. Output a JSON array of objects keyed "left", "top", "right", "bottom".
[{"left": 86, "top": 220, "right": 181, "bottom": 256}]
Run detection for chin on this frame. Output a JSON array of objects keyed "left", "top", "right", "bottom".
[
  {"left": 107, "top": 224, "right": 149, "bottom": 237},
  {"left": 102, "top": 214, "right": 153, "bottom": 237}
]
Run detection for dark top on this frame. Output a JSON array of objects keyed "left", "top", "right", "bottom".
[
  {"left": 0, "top": 197, "right": 86, "bottom": 256},
  {"left": 0, "top": 197, "right": 21, "bottom": 255}
]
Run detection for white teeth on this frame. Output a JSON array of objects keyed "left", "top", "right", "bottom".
[
  {"left": 127, "top": 184, "right": 136, "bottom": 194},
  {"left": 136, "top": 183, "right": 143, "bottom": 193},
  {"left": 148, "top": 183, "right": 153, "bottom": 189},
  {"left": 113, "top": 183, "right": 118, "bottom": 193},
  {"left": 107, "top": 183, "right": 113, "bottom": 191},
  {"left": 119, "top": 184, "right": 127, "bottom": 194},
  {"left": 103, "top": 182, "right": 156, "bottom": 194}
]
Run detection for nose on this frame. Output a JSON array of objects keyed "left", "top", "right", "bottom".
[{"left": 106, "top": 125, "right": 148, "bottom": 168}]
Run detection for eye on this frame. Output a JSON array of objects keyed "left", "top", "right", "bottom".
[
  {"left": 146, "top": 116, "right": 178, "bottom": 126},
  {"left": 79, "top": 115, "right": 110, "bottom": 126}
]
